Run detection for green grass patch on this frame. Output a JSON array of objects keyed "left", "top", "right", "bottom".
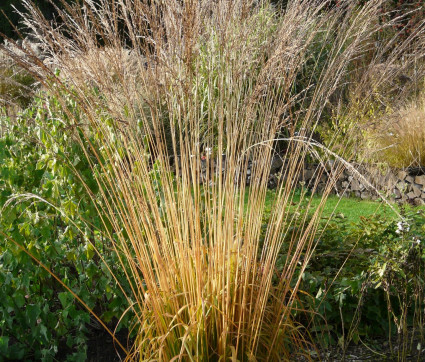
[{"left": 264, "top": 189, "right": 424, "bottom": 224}]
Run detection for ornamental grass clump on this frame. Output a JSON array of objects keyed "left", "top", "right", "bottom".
[
  {"left": 3, "top": 0, "right": 425, "bottom": 360},
  {"left": 372, "top": 98, "right": 425, "bottom": 168}
]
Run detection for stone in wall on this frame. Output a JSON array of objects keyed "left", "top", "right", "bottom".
[
  {"left": 415, "top": 175, "right": 425, "bottom": 186},
  {"left": 406, "top": 176, "right": 415, "bottom": 184},
  {"left": 397, "top": 170, "right": 408, "bottom": 180},
  {"left": 414, "top": 198, "right": 425, "bottom": 206},
  {"left": 408, "top": 184, "right": 422, "bottom": 198}
]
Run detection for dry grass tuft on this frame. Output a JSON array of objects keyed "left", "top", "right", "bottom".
[
  {"left": 2, "top": 0, "right": 425, "bottom": 360},
  {"left": 372, "top": 96, "right": 425, "bottom": 168}
]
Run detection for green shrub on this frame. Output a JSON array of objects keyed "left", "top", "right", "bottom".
[
  {"left": 289, "top": 208, "right": 425, "bottom": 354},
  {"left": 0, "top": 93, "right": 131, "bottom": 360}
]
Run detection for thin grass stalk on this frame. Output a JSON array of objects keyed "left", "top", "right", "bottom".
[{"left": 3, "top": 0, "right": 425, "bottom": 360}]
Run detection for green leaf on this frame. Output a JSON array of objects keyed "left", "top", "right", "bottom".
[
  {"left": 39, "top": 324, "right": 48, "bottom": 342},
  {"left": 0, "top": 336, "right": 9, "bottom": 356},
  {"left": 315, "top": 287, "right": 323, "bottom": 299},
  {"left": 378, "top": 262, "right": 387, "bottom": 277},
  {"left": 338, "top": 335, "right": 345, "bottom": 348},
  {"left": 2, "top": 208, "right": 17, "bottom": 225},
  {"left": 58, "top": 292, "right": 72, "bottom": 309},
  {"left": 26, "top": 304, "right": 41, "bottom": 326},
  {"left": 66, "top": 250, "right": 76, "bottom": 262},
  {"left": 8, "top": 344, "right": 26, "bottom": 360},
  {"left": 14, "top": 291, "right": 26, "bottom": 308},
  {"left": 85, "top": 242, "right": 95, "bottom": 260}
]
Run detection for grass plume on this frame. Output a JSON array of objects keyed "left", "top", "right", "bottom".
[{"left": 2, "top": 0, "right": 425, "bottom": 360}]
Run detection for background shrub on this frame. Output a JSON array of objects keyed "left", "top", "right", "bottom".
[
  {"left": 293, "top": 209, "right": 425, "bottom": 354},
  {"left": 0, "top": 92, "right": 131, "bottom": 360}
]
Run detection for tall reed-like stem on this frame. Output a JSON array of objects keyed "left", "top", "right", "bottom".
[{"left": 3, "top": 0, "right": 425, "bottom": 360}]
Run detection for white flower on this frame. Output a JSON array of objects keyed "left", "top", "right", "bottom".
[
  {"left": 413, "top": 237, "right": 421, "bottom": 245},
  {"left": 396, "top": 221, "right": 410, "bottom": 234}
]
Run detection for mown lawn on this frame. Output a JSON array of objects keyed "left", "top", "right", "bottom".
[{"left": 263, "top": 189, "right": 424, "bottom": 224}]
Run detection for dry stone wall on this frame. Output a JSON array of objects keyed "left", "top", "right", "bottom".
[
  {"left": 273, "top": 160, "right": 425, "bottom": 205},
  {"left": 182, "top": 154, "right": 425, "bottom": 204}
]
